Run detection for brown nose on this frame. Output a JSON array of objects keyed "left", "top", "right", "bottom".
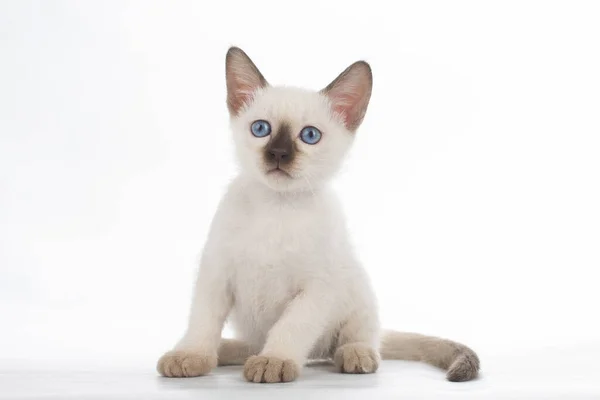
[{"left": 268, "top": 148, "right": 289, "bottom": 162}]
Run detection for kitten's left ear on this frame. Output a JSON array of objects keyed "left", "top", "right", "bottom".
[
  {"left": 226, "top": 47, "right": 269, "bottom": 116},
  {"left": 321, "top": 61, "right": 373, "bottom": 132}
]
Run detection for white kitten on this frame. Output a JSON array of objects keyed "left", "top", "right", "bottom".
[{"left": 157, "top": 47, "right": 480, "bottom": 383}]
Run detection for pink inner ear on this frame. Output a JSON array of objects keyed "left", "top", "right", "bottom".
[
  {"left": 330, "top": 92, "right": 360, "bottom": 127},
  {"left": 328, "top": 85, "right": 369, "bottom": 131},
  {"left": 228, "top": 70, "right": 265, "bottom": 115},
  {"left": 229, "top": 80, "right": 257, "bottom": 114},
  {"left": 226, "top": 47, "right": 268, "bottom": 115},
  {"left": 322, "top": 62, "right": 372, "bottom": 131}
]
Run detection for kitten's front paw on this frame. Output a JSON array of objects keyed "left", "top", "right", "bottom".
[
  {"left": 334, "top": 342, "right": 380, "bottom": 374},
  {"left": 243, "top": 355, "right": 300, "bottom": 383},
  {"left": 157, "top": 350, "right": 217, "bottom": 377}
]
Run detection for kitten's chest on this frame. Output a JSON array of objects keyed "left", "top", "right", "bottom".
[
  {"left": 214, "top": 185, "right": 337, "bottom": 292},
  {"left": 226, "top": 205, "right": 319, "bottom": 267},
  {"left": 224, "top": 205, "right": 321, "bottom": 333}
]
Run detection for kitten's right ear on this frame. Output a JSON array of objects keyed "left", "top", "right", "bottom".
[
  {"left": 321, "top": 61, "right": 373, "bottom": 132},
  {"left": 226, "top": 47, "right": 268, "bottom": 116}
]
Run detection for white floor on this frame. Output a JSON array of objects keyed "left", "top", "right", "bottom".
[{"left": 2, "top": 346, "right": 599, "bottom": 400}]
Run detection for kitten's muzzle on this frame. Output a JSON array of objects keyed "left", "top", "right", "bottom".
[
  {"left": 263, "top": 122, "right": 296, "bottom": 167},
  {"left": 267, "top": 148, "right": 290, "bottom": 163}
]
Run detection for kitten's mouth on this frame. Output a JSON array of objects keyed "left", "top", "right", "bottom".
[{"left": 266, "top": 166, "right": 292, "bottom": 178}]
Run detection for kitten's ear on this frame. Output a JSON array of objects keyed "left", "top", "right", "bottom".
[
  {"left": 321, "top": 61, "right": 373, "bottom": 132},
  {"left": 226, "top": 47, "right": 268, "bottom": 115}
]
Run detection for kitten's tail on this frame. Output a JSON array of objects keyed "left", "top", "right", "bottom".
[{"left": 379, "top": 330, "right": 480, "bottom": 382}]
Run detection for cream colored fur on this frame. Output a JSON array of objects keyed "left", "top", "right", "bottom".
[{"left": 157, "top": 47, "right": 480, "bottom": 383}]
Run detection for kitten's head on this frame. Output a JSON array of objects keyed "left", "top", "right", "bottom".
[{"left": 226, "top": 47, "right": 372, "bottom": 192}]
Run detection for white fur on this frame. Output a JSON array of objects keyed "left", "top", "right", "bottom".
[
  {"left": 175, "top": 85, "right": 379, "bottom": 366},
  {"left": 158, "top": 49, "right": 480, "bottom": 382}
]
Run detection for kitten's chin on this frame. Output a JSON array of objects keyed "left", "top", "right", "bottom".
[
  {"left": 263, "top": 171, "right": 297, "bottom": 192},
  {"left": 256, "top": 168, "right": 312, "bottom": 193}
]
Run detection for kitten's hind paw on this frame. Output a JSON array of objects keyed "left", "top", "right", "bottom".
[
  {"left": 243, "top": 355, "right": 300, "bottom": 383},
  {"left": 157, "top": 350, "right": 217, "bottom": 377}
]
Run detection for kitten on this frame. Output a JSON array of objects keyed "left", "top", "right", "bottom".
[{"left": 157, "top": 47, "right": 480, "bottom": 383}]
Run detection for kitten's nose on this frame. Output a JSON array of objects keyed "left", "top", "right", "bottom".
[{"left": 268, "top": 148, "right": 289, "bottom": 162}]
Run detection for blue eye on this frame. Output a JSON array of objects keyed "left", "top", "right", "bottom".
[
  {"left": 251, "top": 120, "right": 271, "bottom": 138},
  {"left": 300, "top": 126, "right": 322, "bottom": 145}
]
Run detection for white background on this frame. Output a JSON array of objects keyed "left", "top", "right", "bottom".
[{"left": 1, "top": 0, "right": 599, "bottom": 384}]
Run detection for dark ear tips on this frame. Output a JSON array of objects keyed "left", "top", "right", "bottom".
[
  {"left": 321, "top": 60, "right": 373, "bottom": 94},
  {"left": 226, "top": 46, "right": 245, "bottom": 60},
  {"left": 352, "top": 60, "right": 372, "bottom": 73},
  {"left": 349, "top": 61, "right": 373, "bottom": 90},
  {"left": 356, "top": 61, "right": 373, "bottom": 81}
]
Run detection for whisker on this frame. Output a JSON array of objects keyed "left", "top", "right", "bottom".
[{"left": 303, "top": 175, "right": 316, "bottom": 199}]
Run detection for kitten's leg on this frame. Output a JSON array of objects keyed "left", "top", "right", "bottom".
[
  {"left": 333, "top": 309, "right": 381, "bottom": 374},
  {"left": 157, "top": 254, "right": 232, "bottom": 378},
  {"left": 218, "top": 338, "right": 256, "bottom": 366},
  {"left": 243, "top": 286, "right": 332, "bottom": 383}
]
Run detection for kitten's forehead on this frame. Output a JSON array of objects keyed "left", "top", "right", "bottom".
[{"left": 247, "top": 86, "right": 333, "bottom": 127}]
